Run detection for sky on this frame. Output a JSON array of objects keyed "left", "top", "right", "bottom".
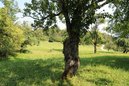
[
  {"left": 0, "top": 0, "right": 114, "bottom": 31},
  {"left": 15, "top": 0, "right": 34, "bottom": 24},
  {"left": 0, "top": 0, "right": 33, "bottom": 24},
  {"left": 0, "top": 0, "right": 31, "bottom": 11},
  {"left": 14, "top": 0, "right": 66, "bottom": 29},
  {"left": 15, "top": 0, "right": 31, "bottom": 17},
  {"left": 17, "top": 0, "right": 31, "bottom": 10},
  {"left": 0, "top": 2, "right": 4, "bottom": 7}
]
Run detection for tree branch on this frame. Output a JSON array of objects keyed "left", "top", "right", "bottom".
[
  {"left": 29, "top": 15, "right": 40, "bottom": 20},
  {"left": 41, "top": 11, "right": 62, "bottom": 21}
]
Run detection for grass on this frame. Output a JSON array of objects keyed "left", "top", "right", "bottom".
[{"left": 0, "top": 41, "right": 129, "bottom": 86}]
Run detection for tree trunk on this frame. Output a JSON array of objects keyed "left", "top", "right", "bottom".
[
  {"left": 123, "top": 49, "right": 128, "bottom": 53},
  {"left": 60, "top": 2, "right": 81, "bottom": 79},
  {"left": 94, "top": 42, "right": 97, "bottom": 54},
  {"left": 123, "top": 49, "right": 126, "bottom": 53},
  {"left": 61, "top": 34, "right": 80, "bottom": 79}
]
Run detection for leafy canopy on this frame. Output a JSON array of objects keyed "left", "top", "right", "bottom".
[
  {"left": 109, "top": 0, "right": 129, "bottom": 37},
  {"left": 24, "top": 0, "right": 113, "bottom": 32}
]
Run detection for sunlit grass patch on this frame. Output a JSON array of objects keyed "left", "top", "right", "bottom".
[{"left": 1, "top": 41, "right": 129, "bottom": 86}]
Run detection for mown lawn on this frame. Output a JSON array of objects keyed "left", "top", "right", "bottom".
[{"left": 0, "top": 41, "right": 129, "bottom": 86}]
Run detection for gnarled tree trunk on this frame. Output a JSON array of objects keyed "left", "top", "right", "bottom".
[{"left": 61, "top": 32, "right": 80, "bottom": 79}]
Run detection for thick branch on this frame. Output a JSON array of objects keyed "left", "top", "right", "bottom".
[
  {"left": 41, "top": 11, "right": 62, "bottom": 21},
  {"left": 60, "top": 0, "right": 71, "bottom": 34},
  {"left": 29, "top": 15, "right": 40, "bottom": 20}
]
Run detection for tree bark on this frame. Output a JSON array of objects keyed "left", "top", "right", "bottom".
[
  {"left": 61, "top": 33, "right": 80, "bottom": 79},
  {"left": 94, "top": 42, "right": 97, "bottom": 54}
]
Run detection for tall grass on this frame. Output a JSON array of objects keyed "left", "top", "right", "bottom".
[{"left": 0, "top": 41, "right": 129, "bottom": 86}]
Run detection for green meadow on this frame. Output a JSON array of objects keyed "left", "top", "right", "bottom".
[{"left": 0, "top": 41, "right": 129, "bottom": 86}]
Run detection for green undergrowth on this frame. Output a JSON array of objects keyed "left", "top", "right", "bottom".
[{"left": 0, "top": 41, "right": 129, "bottom": 86}]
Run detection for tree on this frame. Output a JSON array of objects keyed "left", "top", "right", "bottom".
[
  {"left": 116, "top": 38, "right": 129, "bottom": 53},
  {"left": 19, "top": 21, "right": 42, "bottom": 49},
  {"left": 88, "top": 18, "right": 105, "bottom": 53},
  {"left": 102, "top": 34, "right": 114, "bottom": 51},
  {"left": 24, "top": 0, "right": 113, "bottom": 79},
  {"left": 0, "top": 7, "right": 24, "bottom": 58},
  {"left": 108, "top": 0, "right": 129, "bottom": 38},
  {"left": 80, "top": 31, "right": 104, "bottom": 53},
  {"left": 0, "top": 0, "right": 24, "bottom": 58},
  {"left": 107, "top": 0, "right": 129, "bottom": 52},
  {"left": 80, "top": 32, "right": 92, "bottom": 45},
  {"left": 113, "top": 0, "right": 129, "bottom": 23}
]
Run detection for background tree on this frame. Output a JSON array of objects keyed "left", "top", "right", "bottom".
[
  {"left": 116, "top": 38, "right": 129, "bottom": 53},
  {"left": 80, "top": 32, "right": 92, "bottom": 45},
  {"left": 102, "top": 33, "right": 114, "bottom": 51},
  {"left": 80, "top": 31, "right": 105, "bottom": 53},
  {"left": 18, "top": 21, "right": 45, "bottom": 53},
  {"left": 24, "top": 0, "right": 113, "bottom": 79},
  {"left": 88, "top": 18, "right": 105, "bottom": 53}
]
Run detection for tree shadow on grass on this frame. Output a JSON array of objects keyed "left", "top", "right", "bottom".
[
  {"left": 53, "top": 49, "right": 62, "bottom": 52},
  {"left": 80, "top": 55, "right": 129, "bottom": 71},
  {"left": 0, "top": 58, "right": 72, "bottom": 86},
  {"left": 1, "top": 55, "right": 129, "bottom": 86},
  {"left": 97, "top": 51, "right": 116, "bottom": 54}
]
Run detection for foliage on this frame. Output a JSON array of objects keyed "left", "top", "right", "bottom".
[
  {"left": 80, "top": 32, "right": 107, "bottom": 45},
  {"left": 80, "top": 32, "right": 92, "bottom": 45},
  {"left": 103, "top": 35, "right": 115, "bottom": 51},
  {"left": 0, "top": 0, "right": 20, "bottom": 21},
  {"left": 0, "top": 7, "right": 24, "bottom": 58},
  {"left": 108, "top": 21, "right": 129, "bottom": 38},
  {"left": 108, "top": 0, "right": 129, "bottom": 38},
  {"left": 80, "top": 17, "right": 105, "bottom": 53},
  {"left": 20, "top": 23, "right": 38, "bottom": 45},
  {"left": 43, "top": 28, "right": 67, "bottom": 43},
  {"left": 24, "top": 0, "right": 113, "bottom": 30},
  {"left": 23, "top": 0, "right": 114, "bottom": 47},
  {"left": 33, "top": 28, "right": 44, "bottom": 41},
  {"left": 113, "top": 0, "right": 129, "bottom": 23},
  {"left": 105, "top": 41, "right": 115, "bottom": 51},
  {"left": 116, "top": 38, "right": 129, "bottom": 53}
]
